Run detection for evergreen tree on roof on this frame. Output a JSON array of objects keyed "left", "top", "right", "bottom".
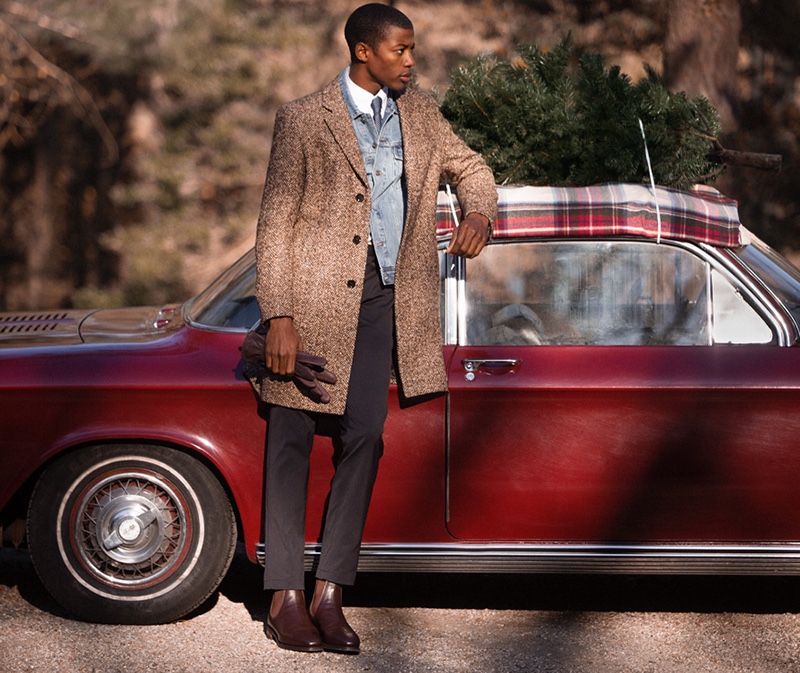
[{"left": 439, "top": 38, "right": 722, "bottom": 190}]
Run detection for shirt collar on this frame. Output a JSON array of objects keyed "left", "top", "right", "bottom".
[{"left": 342, "top": 66, "right": 388, "bottom": 117}]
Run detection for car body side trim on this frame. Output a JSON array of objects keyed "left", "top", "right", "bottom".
[{"left": 254, "top": 542, "right": 800, "bottom": 576}]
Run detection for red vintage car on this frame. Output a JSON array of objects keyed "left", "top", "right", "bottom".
[{"left": 3, "top": 183, "right": 800, "bottom": 625}]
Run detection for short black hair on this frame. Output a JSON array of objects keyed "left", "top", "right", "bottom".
[{"left": 344, "top": 3, "right": 414, "bottom": 61}]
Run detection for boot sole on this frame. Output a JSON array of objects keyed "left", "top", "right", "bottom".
[
  {"left": 266, "top": 623, "right": 323, "bottom": 653},
  {"left": 321, "top": 642, "right": 360, "bottom": 655}
]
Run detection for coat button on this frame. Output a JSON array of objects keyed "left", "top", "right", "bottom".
[
  {"left": 355, "top": 193, "right": 364, "bottom": 202},
  {"left": 353, "top": 235, "right": 361, "bottom": 244},
  {"left": 347, "top": 279, "right": 356, "bottom": 288}
]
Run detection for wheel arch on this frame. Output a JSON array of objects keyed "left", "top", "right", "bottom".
[{"left": 8, "top": 434, "right": 249, "bottom": 554}]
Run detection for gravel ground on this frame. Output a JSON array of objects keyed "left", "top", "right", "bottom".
[{"left": 2, "top": 546, "right": 800, "bottom": 673}]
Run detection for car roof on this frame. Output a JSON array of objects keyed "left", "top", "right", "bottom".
[{"left": 436, "top": 182, "right": 742, "bottom": 248}]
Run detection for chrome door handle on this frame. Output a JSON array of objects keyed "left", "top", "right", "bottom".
[{"left": 462, "top": 358, "right": 521, "bottom": 372}]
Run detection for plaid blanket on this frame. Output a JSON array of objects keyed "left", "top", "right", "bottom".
[{"left": 436, "top": 183, "right": 742, "bottom": 247}]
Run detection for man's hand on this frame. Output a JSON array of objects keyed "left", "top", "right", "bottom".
[
  {"left": 446, "top": 212, "right": 491, "bottom": 258},
  {"left": 264, "top": 317, "right": 302, "bottom": 377}
]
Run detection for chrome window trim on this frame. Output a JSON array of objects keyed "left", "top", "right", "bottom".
[
  {"left": 182, "top": 305, "right": 257, "bottom": 334},
  {"left": 440, "top": 247, "right": 459, "bottom": 345},
  {"left": 459, "top": 237, "right": 793, "bottom": 347},
  {"left": 455, "top": 256, "right": 467, "bottom": 345},
  {"left": 704, "top": 261, "right": 714, "bottom": 345},
  {"left": 700, "top": 242, "right": 795, "bottom": 346}
]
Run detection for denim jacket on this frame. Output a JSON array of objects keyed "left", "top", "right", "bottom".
[{"left": 339, "top": 69, "right": 405, "bottom": 286}]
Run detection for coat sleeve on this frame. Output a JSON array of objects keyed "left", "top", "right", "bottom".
[
  {"left": 435, "top": 108, "right": 498, "bottom": 226},
  {"left": 254, "top": 103, "right": 306, "bottom": 322}
]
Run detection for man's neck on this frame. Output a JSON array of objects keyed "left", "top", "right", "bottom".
[{"left": 348, "top": 63, "right": 382, "bottom": 95}]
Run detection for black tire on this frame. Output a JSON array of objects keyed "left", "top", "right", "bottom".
[{"left": 27, "top": 444, "right": 237, "bottom": 624}]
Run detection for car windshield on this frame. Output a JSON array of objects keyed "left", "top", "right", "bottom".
[
  {"left": 186, "top": 249, "right": 260, "bottom": 330},
  {"left": 736, "top": 237, "right": 800, "bottom": 329}
]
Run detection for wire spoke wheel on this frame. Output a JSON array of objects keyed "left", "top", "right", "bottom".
[
  {"left": 28, "top": 445, "right": 237, "bottom": 624},
  {"left": 71, "top": 470, "right": 190, "bottom": 589}
]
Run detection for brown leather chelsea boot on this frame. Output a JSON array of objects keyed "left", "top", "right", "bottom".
[
  {"left": 309, "top": 580, "right": 360, "bottom": 654},
  {"left": 266, "top": 589, "right": 323, "bottom": 653}
]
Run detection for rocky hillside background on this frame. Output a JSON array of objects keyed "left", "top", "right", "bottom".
[{"left": 1, "top": 0, "right": 798, "bottom": 310}]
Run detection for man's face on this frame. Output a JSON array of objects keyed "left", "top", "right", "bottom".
[{"left": 360, "top": 25, "right": 415, "bottom": 93}]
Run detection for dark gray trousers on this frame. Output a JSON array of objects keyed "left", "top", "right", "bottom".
[{"left": 263, "top": 247, "right": 395, "bottom": 589}]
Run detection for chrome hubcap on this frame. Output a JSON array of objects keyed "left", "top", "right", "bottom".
[{"left": 73, "top": 472, "right": 189, "bottom": 588}]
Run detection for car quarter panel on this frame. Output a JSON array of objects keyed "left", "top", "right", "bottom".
[{"left": 0, "top": 328, "right": 267, "bottom": 556}]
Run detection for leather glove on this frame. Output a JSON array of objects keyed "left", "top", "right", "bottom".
[
  {"left": 293, "top": 351, "right": 337, "bottom": 404},
  {"left": 240, "top": 325, "right": 337, "bottom": 404}
]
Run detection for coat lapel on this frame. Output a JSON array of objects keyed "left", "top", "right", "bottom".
[
  {"left": 395, "top": 91, "right": 427, "bottom": 215},
  {"left": 321, "top": 79, "right": 368, "bottom": 187}
]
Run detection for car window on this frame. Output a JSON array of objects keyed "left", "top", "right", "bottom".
[
  {"left": 464, "top": 240, "right": 771, "bottom": 346},
  {"left": 711, "top": 269, "right": 773, "bottom": 344},
  {"left": 736, "top": 238, "right": 800, "bottom": 330},
  {"left": 187, "top": 249, "right": 260, "bottom": 330}
]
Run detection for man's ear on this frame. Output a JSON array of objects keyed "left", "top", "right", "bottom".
[{"left": 354, "top": 41, "right": 371, "bottom": 64}]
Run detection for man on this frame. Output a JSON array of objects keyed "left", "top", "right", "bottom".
[{"left": 254, "top": 2, "right": 497, "bottom": 654}]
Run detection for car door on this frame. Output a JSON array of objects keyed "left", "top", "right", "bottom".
[{"left": 445, "top": 238, "right": 800, "bottom": 544}]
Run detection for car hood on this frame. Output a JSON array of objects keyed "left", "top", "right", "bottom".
[{"left": 0, "top": 305, "right": 183, "bottom": 347}]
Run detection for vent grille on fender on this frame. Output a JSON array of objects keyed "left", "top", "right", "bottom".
[{"left": 0, "top": 313, "right": 77, "bottom": 334}]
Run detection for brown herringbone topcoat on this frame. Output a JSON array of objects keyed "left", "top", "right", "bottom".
[{"left": 255, "top": 77, "right": 497, "bottom": 414}]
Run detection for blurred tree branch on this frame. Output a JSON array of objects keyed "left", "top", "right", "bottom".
[
  {"left": 0, "top": 6, "right": 117, "bottom": 163},
  {"left": 1, "top": 1, "right": 82, "bottom": 39}
]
